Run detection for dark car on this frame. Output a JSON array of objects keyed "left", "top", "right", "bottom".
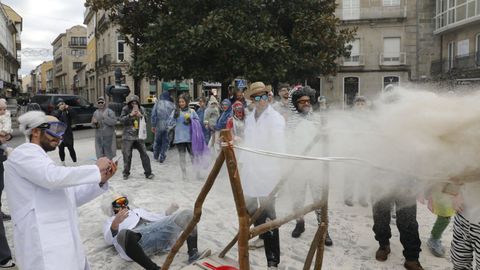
[{"left": 30, "top": 94, "right": 96, "bottom": 127}]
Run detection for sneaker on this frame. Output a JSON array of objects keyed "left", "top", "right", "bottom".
[
  {"left": 267, "top": 262, "right": 278, "bottom": 269},
  {"left": 145, "top": 174, "right": 155, "bottom": 179},
  {"left": 188, "top": 248, "right": 211, "bottom": 263},
  {"left": 404, "top": 260, "right": 424, "bottom": 270},
  {"left": 325, "top": 231, "right": 333, "bottom": 246},
  {"left": 344, "top": 199, "right": 354, "bottom": 207},
  {"left": 0, "top": 212, "right": 11, "bottom": 221},
  {"left": 0, "top": 258, "right": 15, "bottom": 268},
  {"left": 123, "top": 174, "right": 129, "bottom": 180},
  {"left": 291, "top": 219, "right": 305, "bottom": 238},
  {"left": 248, "top": 237, "right": 264, "bottom": 249},
  {"left": 375, "top": 245, "right": 391, "bottom": 262},
  {"left": 427, "top": 237, "right": 445, "bottom": 257}
]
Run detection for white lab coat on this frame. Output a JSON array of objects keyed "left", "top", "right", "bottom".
[
  {"left": 239, "top": 105, "right": 286, "bottom": 197},
  {"left": 4, "top": 143, "right": 107, "bottom": 270},
  {"left": 103, "top": 208, "right": 168, "bottom": 261}
]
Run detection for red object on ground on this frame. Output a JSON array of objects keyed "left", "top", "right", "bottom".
[{"left": 202, "top": 262, "right": 238, "bottom": 270}]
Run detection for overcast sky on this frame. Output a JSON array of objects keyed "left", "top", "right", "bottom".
[{"left": 2, "top": 0, "right": 85, "bottom": 76}]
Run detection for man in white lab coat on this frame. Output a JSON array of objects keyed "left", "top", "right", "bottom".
[
  {"left": 240, "top": 81, "right": 286, "bottom": 269},
  {"left": 4, "top": 111, "right": 117, "bottom": 270}
]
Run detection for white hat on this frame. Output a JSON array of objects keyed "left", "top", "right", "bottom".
[{"left": 18, "top": 111, "right": 51, "bottom": 136}]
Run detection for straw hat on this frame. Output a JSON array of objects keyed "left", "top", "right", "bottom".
[{"left": 244, "top": 81, "right": 268, "bottom": 100}]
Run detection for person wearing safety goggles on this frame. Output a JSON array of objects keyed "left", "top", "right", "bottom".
[
  {"left": 52, "top": 98, "right": 77, "bottom": 166},
  {"left": 102, "top": 194, "right": 211, "bottom": 269},
  {"left": 4, "top": 111, "right": 117, "bottom": 270},
  {"left": 241, "top": 82, "right": 286, "bottom": 269}
]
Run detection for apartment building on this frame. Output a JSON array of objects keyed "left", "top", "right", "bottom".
[
  {"left": 83, "top": 8, "right": 148, "bottom": 103},
  {"left": 0, "top": 3, "right": 22, "bottom": 97},
  {"left": 31, "top": 60, "right": 54, "bottom": 94},
  {"left": 51, "top": 25, "right": 87, "bottom": 94},
  {"left": 430, "top": 0, "right": 480, "bottom": 85},
  {"left": 320, "top": 0, "right": 438, "bottom": 106}
]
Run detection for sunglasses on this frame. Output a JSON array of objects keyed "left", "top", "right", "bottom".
[
  {"left": 38, "top": 121, "right": 67, "bottom": 139},
  {"left": 297, "top": 99, "right": 311, "bottom": 105},
  {"left": 112, "top": 196, "right": 129, "bottom": 208},
  {"left": 252, "top": 94, "right": 269, "bottom": 102}
]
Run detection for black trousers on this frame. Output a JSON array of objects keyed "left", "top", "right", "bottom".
[
  {"left": 0, "top": 156, "right": 11, "bottom": 261},
  {"left": 372, "top": 193, "right": 421, "bottom": 261},
  {"left": 122, "top": 140, "right": 152, "bottom": 176},
  {"left": 59, "top": 141, "right": 77, "bottom": 162},
  {"left": 246, "top": 196, "right": 280, "bottom": 267}
]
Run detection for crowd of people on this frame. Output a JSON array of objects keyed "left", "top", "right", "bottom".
[{"left": 0, "top": 82, "right": 478, "bottom": 270}]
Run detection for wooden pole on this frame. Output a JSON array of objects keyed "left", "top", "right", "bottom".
[
  {"left": 303, "top": 223, "right": 324, "bottom": 270},
  {"left": 249, "top": 200, "right": 325, "bottom": 238},
  {"left": 161, "top": 151, "right": 226, "bottom": 270},
  {"left": 314, "top": 114, "right": 330, "bottom": 270},
  {"left": 220, "top": 129, "right": 250, "bottom": 270},
  {"left": 219, "top": 134, "right": 323, "bottom": 258},
  {"left": 218, "top": 177, "right": 287, "bottom": 258}
]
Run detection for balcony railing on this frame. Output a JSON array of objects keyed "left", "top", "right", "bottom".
[
  {"left": 339, "top": 54, "right": 365, "bottom": 66},
  {"left": 379, "top": 52, "right": 407, "bottom": 66},
  {"left": 68, "top": 41, "right": 87, "bottom": 47},
  {"left": 431, "top": 52, "right": 480, "bottom": 75},
  {"left": 335, "top": 6, "right": 407, "bottom": 21}
]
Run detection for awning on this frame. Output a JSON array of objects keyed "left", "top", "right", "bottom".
[{"left": 162, "top": 82, "right": 189, "bottom": 91}]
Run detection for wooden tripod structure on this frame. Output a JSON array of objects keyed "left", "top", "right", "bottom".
[{"left": 161, "top": 129, "right": 330, "bottom": 270}]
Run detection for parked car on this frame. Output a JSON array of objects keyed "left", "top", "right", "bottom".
[{"left": 30, "top": 94, "right": 96, "bottom": 127}]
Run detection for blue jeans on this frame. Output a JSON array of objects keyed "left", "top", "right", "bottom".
[
  {"left": 153, "top": 129, "right": 169, "bottom": 161},
  {"left": 133, "top": 216, "right": 183, "bottom": 256}
]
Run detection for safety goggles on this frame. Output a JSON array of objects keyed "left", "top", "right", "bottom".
[
  {"left": 252, "top": 94, "right": 269, "bottom": 102},
  {"left": 37, "top": 121, "right": 67, "bottom": 139},
  {"left": 112, "top": 197, "right": 129, "bottom": 208},
  {"left": 233, "top": 106, "right": 244, "bottom": 112}
]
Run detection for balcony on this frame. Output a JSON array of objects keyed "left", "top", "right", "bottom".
[
  {"left": 335, "top": 6, "right": 407, "bottom": 21},
  {"left": 68, "top": 41, "right": 87, "bottom": 48},
  {"left": 431, "top": 52, "right": 480, "bottom": 75},
  {"left": 379, "top": 52, "right": 407, "bottom": 66},
  {"left": 339, "top": 54, "right": 365, "bottom": 66},
  {"left": 95, "top": 54, "right": 112, "bottom": 69},
  {"left": 15, "top": 35, "right": 21, "bottom": 50}
]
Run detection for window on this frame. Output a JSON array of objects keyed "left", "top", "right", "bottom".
[
  {"left": 73, "top": 62, "right": 83, "bottom": 70},
  {"left": 343, "top": 0, "right": 360, "bottom": 20},
  {"left": 383, "top": 37, "right": 401, "bottom": 62},
  {"left": 383, "top": 76, "right": 400, "bottom": 90},
  {"left": 70, "top": 37, "right": 86, "bottom": 46},
  {"left": 457, "top": 39, "right": 469, "bottom": 56},
  {"left": 448, "top": 41, "right": 455, "bottom": 69},
  {"left": 117, "top": 34, "right": 125, "bottom": 62},
  {"left": 476, "top": 34, "right": 480, "bottom": 65},
  {"left": 70, "top": 49, "right": 85, "bottom": 57},
  {"left": 345, "top": 38, "right": 360, "bottom": 64},
  {"left": 383, "top": 0, "right": 400, "bottom": 6}
]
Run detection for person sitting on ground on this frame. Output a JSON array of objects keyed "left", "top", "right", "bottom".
[{"left": 102, "top": 194, "right": 211, "bottom": 270}]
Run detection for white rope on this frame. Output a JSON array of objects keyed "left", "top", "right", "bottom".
[
  {"left": 232, "top": 145, "right": 445, "bottom": 182},
  {"left": 233, "top": 145, "right": 363, "bottom": 162}
]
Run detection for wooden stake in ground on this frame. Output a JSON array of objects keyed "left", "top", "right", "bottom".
[
  {"left": 220, "top": 129, "right": 250, "bottom": 270},
  {"left": 161, "top": 151, "right": 226, "bottom": 270}
]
